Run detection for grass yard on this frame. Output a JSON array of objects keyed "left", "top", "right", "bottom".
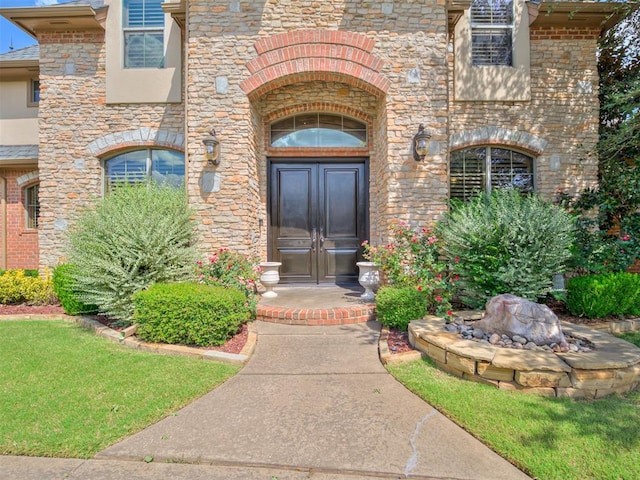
[
  {"left": 618, "top": 330, "right": 640, "bottom": 347},
  {"left": 0, "top": 320, "right": 240, "bottom": 458},
  {"left": 388, "top": 358, "right": 640, "bottom": 480}
]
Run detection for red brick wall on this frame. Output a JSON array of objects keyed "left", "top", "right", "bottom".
[{"left": 1, "top": 168, "right": 39, "bottom": 270}]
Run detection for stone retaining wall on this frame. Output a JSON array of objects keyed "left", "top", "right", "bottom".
[{"left": 409, "top": 316, "right": 640, "bottom": 399}]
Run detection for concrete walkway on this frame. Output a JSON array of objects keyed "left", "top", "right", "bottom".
[{"left": 3, "top": 321, "right": 531, "bottom": 479}]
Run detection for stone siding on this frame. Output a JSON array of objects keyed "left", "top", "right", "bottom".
[
  {"left": 36, "top": 31, "right": 184, "bottom": 268},
  {"left": 449, "top": 27, "right": 601, "bottom": 200},
  {"left": 187, "top": 0, "right": 449, "bottom": 257},
  {"left": 27, "top": 2, "right": 604, "bottom": 270}
]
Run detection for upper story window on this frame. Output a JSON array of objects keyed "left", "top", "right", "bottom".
[
  {"left": 24, "top": 183, "right": 39, "bottom": 229},
  {"left": 470, "top": 0, "right": 514, "bottom": 66},
  {"left": 450, "top": 146, "right": 533, "bottom": 200},
  {"left": 270, "top": 113, "right": 367, "bottom": 148},
  {"left": 123, "top": 0, "right": 165, "bottom": 68},
  {"left": 105, "top": 149, "right": 184, "bottom": 190},
  {"left": 28, "top": 79, "right": 40, "bottom": 107}
]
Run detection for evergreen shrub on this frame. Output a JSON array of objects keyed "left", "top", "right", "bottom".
[
  {"left": 52, "top": 264, "right": 98, "bottom": 315},
  {"left": 0, "top": 269, "right": 56, "bottom": 305},
  {"left": 67, "top": 182, "right": 197, "bottom": 325},
  {"left": 437, "top": 189, "right": 574, "bottom": 307},
  {"left": 133, "top": 282, "right": 249, "bottom": 346},
  {"left": 566, "top": 273, "right": 640, "bottom": 318},
  {"left": 375, "top": 286, "right": 427, "bottom": 331}
]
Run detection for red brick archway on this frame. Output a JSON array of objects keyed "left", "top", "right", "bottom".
[{"left": 240, "top": 29, "right": 389, "bottom": 100}]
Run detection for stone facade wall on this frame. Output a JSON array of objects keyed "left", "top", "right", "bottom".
[
  {"left": 1, "top": 168, "right": 39, "bottom": 270},
  {"left": 36, "top": 30, "right": 184, "bottom": 268},
  {"left": 449, "top": 27, "right": 601, "bottom": 200},
  {"left": 187, "top": 0, "right": 449, "bottom": 259}
]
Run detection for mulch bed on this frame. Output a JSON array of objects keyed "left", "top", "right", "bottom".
[{"left": 0, "top": 304, "right": 65, "bottom": 315}]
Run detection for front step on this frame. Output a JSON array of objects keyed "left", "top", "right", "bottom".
[{"left": 256, "top": 303, "right": 376, "bottom": 326}]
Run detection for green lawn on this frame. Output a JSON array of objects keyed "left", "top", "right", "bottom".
[
  {"left": 388, "top": 359, "right": 640, "bottom": 480},
  {"left": 0, "top": 320, "right": 240, "bottom": 458},
  {"left": 618, "top": 330, "right": 640, "bottom": 347}
]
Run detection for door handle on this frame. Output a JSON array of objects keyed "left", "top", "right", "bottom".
[
  {"left": 319, "top": 228, "right": 325, "bottom": 251},
  {"left": 311, "top": 228, "right": 317, "bottom": 253}
]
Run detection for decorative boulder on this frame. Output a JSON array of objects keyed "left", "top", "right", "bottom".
[{"left": 474, "top": 294, "right": 569, "bottom": 349}]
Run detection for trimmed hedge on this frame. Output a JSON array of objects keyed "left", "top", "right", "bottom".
[
  {"left": 375, "top": 286, "right": 427, "bottom": 331},
  {"left": 567, "top": 273, "right": 640, "bottom": 318},
  {"left": 52, "top": 264, "right": 99, "bottom": 316},
  {"left": 0, "top": 269, "right": 56, "bottom": 305},
  {"left": 133, "top": 282, "right": 249, "bottom": 346}
]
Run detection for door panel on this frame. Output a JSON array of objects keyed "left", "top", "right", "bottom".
[
  {"left": 318, "top": 165, "right": 365, "bottom": 282},
  {"left": 270, "top": 159, "right": 367, "bottom": 284},
  {"left": 271, "top": 166, "right": 316, "bottom": 282}
]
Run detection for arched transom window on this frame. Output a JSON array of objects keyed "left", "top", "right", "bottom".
[
  {"left": 270, "top": 113, "right": 367, "bottom": 148},
  {"left": 450, "top": 146, "right": 534, "bottom": 200},
  {"left": 105, "top": 148, "right": 185, "bottom": 189}
]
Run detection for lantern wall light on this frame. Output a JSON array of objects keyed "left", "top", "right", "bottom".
[
  {"left": 412, "top": 123, "right": 431, "bottom": 161},
  {"left": 202, "top": 129, "right": 220, "bottom": 166}
]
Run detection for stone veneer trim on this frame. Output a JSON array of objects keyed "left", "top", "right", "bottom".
[
  {"left": 449, "top": 127, "right": 548, "bottom": 154},
  {"left": 87, "top": 128, "right": 185, "bottom": 157},
  {"left": 16, "top": 170, "right": 39, "bottom": 187}
]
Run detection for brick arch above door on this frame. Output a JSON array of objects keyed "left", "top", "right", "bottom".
[{"left": 240, "top": 29, "right": 390, "bottom": 100}]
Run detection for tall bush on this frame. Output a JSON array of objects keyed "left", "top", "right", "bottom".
[
  {"left": 436, "top": 190, "right": 574, "bottom": 307},
  {"left": 67, "top": 182, "right": 197, "bottom": 324}
]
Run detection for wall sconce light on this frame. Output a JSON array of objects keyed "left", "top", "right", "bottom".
[
  {"left": 202, "top": 129, "right": 220, "bottom": 166},
  {"left": 412, "top": 124, "right": 431, "bottom": 161}
]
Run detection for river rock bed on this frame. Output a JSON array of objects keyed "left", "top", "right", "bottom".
[{"left": 444, "top": 319, "right": 595, "bottom": 353}]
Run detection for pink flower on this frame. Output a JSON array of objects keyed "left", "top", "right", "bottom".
[
  {"left": 417, "top": 285, "right": 423, "bottom": 292},
  {"left": 454, "top": 256, "right": 460, "bottom": 264},
  {"left": 622, "top": 235, "right": 631, "bottom": 241},
  {"left": 435, "top": 295, "right": 443, "bottom": 302},
  {"left": 361, "top": 240, "right": 369, "bottom": 246},
  {"left": 447, "top": 311, "right": 453, "bottom": 317}
]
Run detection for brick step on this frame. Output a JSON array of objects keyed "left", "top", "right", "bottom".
[{"left": 256, "top": 304, "right": 376, "bottom": 326}]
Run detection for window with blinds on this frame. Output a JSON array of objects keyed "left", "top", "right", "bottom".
[
  {"left": 24, "top": 183, "right": 39, "bottom": 229},
  {"left": 450, "top": 146, "right": 533, "bottom": 200},
  {"left": 470, "top": 0, "right": 514, "bottom": 66},
  {"left": 106, "top": 149, "right": 184, "bottom": 189},
  {"left": 123, "top": 0, "right": 165, "bottom": 68}
]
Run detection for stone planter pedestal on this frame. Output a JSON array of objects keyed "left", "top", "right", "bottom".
[
  {"left": 259, "top": 262, "right": 282, "bottom": 298},
  {"left": 356, "top": 261, "right": 380, "bottom": 302}
]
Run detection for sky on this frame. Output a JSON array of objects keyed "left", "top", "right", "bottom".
[{"left": 0, "top": 1, "right": 71, "bottom": 54}]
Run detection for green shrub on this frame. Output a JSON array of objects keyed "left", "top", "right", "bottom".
[
  {"left": 375, "top": 286, "right": 427, "bottom": 331},
  {"left": 195, "top": 248, "right": 260, "bottom": 316},
  {"left": 133, "top": 283, "right": 249, "bottom": 346},
  {"left": 436, "top": 190, "right": 574, "bottom": 308},
  {"left": 569, "top": 214, "right": 640, "bottom": 274},
  {"left": 566, "top": 272, "right": 640, "bottom": 318},
  {"left": 0, "top": 269, "right": 56, "bottom": 305},
  {"left": 52, "top": 264, "right": 98, "bottom": 315},
  {"left": 67, "top": 182, "right": 197, "bottom": 325}
]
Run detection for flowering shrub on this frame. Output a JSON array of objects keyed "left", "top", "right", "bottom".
[
  {"left": 0, "top": 269, "right": 56, "bottom": 305},
  {"left": 363, "top": 222, "right": 455, "bottom": 319},
  {"left": 569, "top": 214, "right": 640, "bottom": 274},
  {"left": 195, "top": 248, "right": 261, "bottom": 316}
]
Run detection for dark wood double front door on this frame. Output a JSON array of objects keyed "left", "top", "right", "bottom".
[{"left": 269, "top": 159, "right": 368, "bottom": 284}]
